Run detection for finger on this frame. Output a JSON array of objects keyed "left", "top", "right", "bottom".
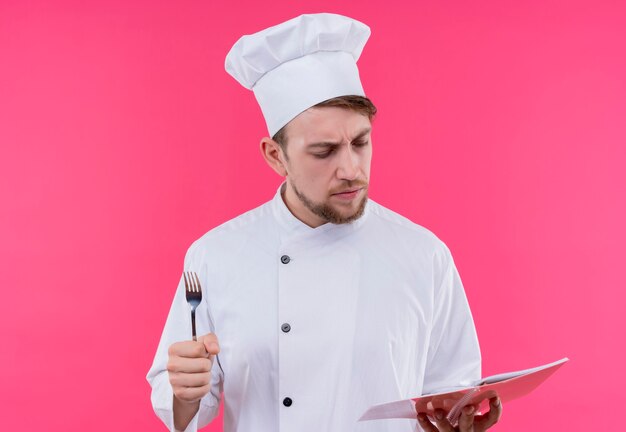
[
  {"left": 199, "top": 333, "right": 220, "bottom": 355},
  {"left": 167, "top": 355, "right": 213, "bottom": 374},
  {"left": 474, "top": 397, "right": 502, "bottom": 430},
  {"left": 457, "top": 405, "right": 476, "bottom": 431},
  {"left": 169, "top": 371, "right": 211, "bottom": 388},
  {"left": 168, "top": 340, "right": 209, "bottom": 358},
  {"left": 432, "top": 409, "right": 454, "bottom": 432},
  {"left": 416, "top": 412, "right": 438, "bottom": 432},
  {"left": 173, "top": 384, "right": 210, "bottom": 403}
]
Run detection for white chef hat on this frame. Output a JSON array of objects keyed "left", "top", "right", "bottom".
[{"left": 225, "top": 13, "right": 371, "bottom": 137}]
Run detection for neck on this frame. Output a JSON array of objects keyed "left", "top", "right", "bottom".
[{"left": 281, "top": 182, "right": 326, "bottom": 228}]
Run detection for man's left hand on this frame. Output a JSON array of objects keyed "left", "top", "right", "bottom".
[{"left": 416, "top": 397, "right": 502, "bottom": 431}]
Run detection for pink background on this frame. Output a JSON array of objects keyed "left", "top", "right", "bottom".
[{"left": 1, "top": 0, "right": 624, "bottom": 430}]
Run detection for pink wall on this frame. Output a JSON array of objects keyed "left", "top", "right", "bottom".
[{"left": 1, "top": 1, "right": 624, "bottom": 430}]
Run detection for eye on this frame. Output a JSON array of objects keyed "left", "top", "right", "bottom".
[
  {"left": 353, "top": 140, "right": 369, "bottom": 148},
  {"left": 313, "top": 148, "right": 336, "bottom": 159}
]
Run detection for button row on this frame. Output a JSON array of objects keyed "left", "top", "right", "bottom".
[{"left": 280, "top": 254, "right": 293, "bottom": 409}]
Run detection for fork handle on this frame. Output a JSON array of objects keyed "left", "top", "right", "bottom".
[{"left": 191, "top": 309, "right": 197, "bottom": 341}]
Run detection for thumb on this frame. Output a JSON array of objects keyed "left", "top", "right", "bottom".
[{"left": 199, "top": 333, "right": 220, "bottom": 356}]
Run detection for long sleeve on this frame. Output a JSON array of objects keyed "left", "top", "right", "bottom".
[
  {"left": 422, "top": 244, "right": 481, "bottom": 395},
  {"left": 146, "top": 257, "right": 223, "bottom": 431}
]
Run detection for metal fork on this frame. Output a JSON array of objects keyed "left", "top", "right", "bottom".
[
  {"left": 183, "top": 271, "right": 223, "bottom": 373},
  {"left": 183, "top": 271, "right": 202, "bottom": 341}
]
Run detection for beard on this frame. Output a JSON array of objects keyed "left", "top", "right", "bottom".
[{"left": 289, "top": 179, "right": 368, "bottom": 224}]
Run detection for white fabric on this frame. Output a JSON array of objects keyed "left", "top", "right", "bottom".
[
  {"left": 147, "top": 183, "right": 481, "bottom": 432},
  {"left": 224, "top": 13, "right": 370, "bottom": 137}
]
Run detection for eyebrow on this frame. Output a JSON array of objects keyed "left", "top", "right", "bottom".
[{"left": 306, "top": 127, "right": 372, "bottom": 149}]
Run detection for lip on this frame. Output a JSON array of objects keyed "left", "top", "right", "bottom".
[{"left": 331, "top": 188, "right": 363, "bottom": 200}]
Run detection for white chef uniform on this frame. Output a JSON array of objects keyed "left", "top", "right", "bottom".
[{"left": 146, "top": 182, "right": 481, "bottom": 432}]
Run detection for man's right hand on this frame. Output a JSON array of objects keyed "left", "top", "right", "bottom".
[{"left": 167, "top": 333, "right": 220, "bottom": 430}]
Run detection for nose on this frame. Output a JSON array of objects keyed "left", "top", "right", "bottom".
[{"left": 336, "top": 146, "right": 359, "bottom": 181}]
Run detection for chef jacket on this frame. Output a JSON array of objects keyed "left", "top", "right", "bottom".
[{"left": 147, "top": 182, "right": 481, "bottom": 432}]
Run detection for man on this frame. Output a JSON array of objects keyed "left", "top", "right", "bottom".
[{"left": 147, "top": 13, "right": 502, "bottom": 432}]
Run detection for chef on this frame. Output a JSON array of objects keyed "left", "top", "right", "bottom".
[{"left": 147, "top": 13, "right": 502, "bottom": 432}]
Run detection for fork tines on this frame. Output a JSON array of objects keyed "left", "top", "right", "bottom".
[{"left": 183, "top": 271, "right": 202, "bottom": 296}]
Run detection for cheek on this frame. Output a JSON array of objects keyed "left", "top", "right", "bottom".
[
  {"left": 300, "top": 161, "right": 330, "bottom": 181},
  {"left": 302, "top": 169, "right": 326, "bottom": 192},
  {"left": 360, "top": 156, "right": 372, "bottom": 177},
  {"left": 300, "top": 165, "right": 335, "bottom": 198}
]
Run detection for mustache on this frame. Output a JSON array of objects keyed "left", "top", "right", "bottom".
[{"left": 330, "top": 180, "right": 369, "bottom": 195}]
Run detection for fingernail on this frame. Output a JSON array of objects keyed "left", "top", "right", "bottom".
[
  {"left": 464, "top": 405, "right": 475, "bottom": 415},
  {"left": 417, "top": 413, "right": 427, "bottom": 422},
  {"left": 492, "top": 397, "right": 501, "bottom": 407},
  {"left": 209, "top": 342, "right": 219, "bottom": 351},
  {"left": 435, "top": 410, "right": 444, "bottom": 420}
]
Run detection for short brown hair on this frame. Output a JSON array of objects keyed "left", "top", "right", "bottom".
[{"left": 272, "top": 95, "right": 377, "bottom": 156}]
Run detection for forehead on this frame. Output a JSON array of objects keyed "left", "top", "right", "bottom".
[{"left": 284, "top": 106, "right": 372, "bottom": 143}]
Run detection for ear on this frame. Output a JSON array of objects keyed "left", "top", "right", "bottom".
[{"left": 260, "top": 137, "right": 288, "bottom": 177}]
